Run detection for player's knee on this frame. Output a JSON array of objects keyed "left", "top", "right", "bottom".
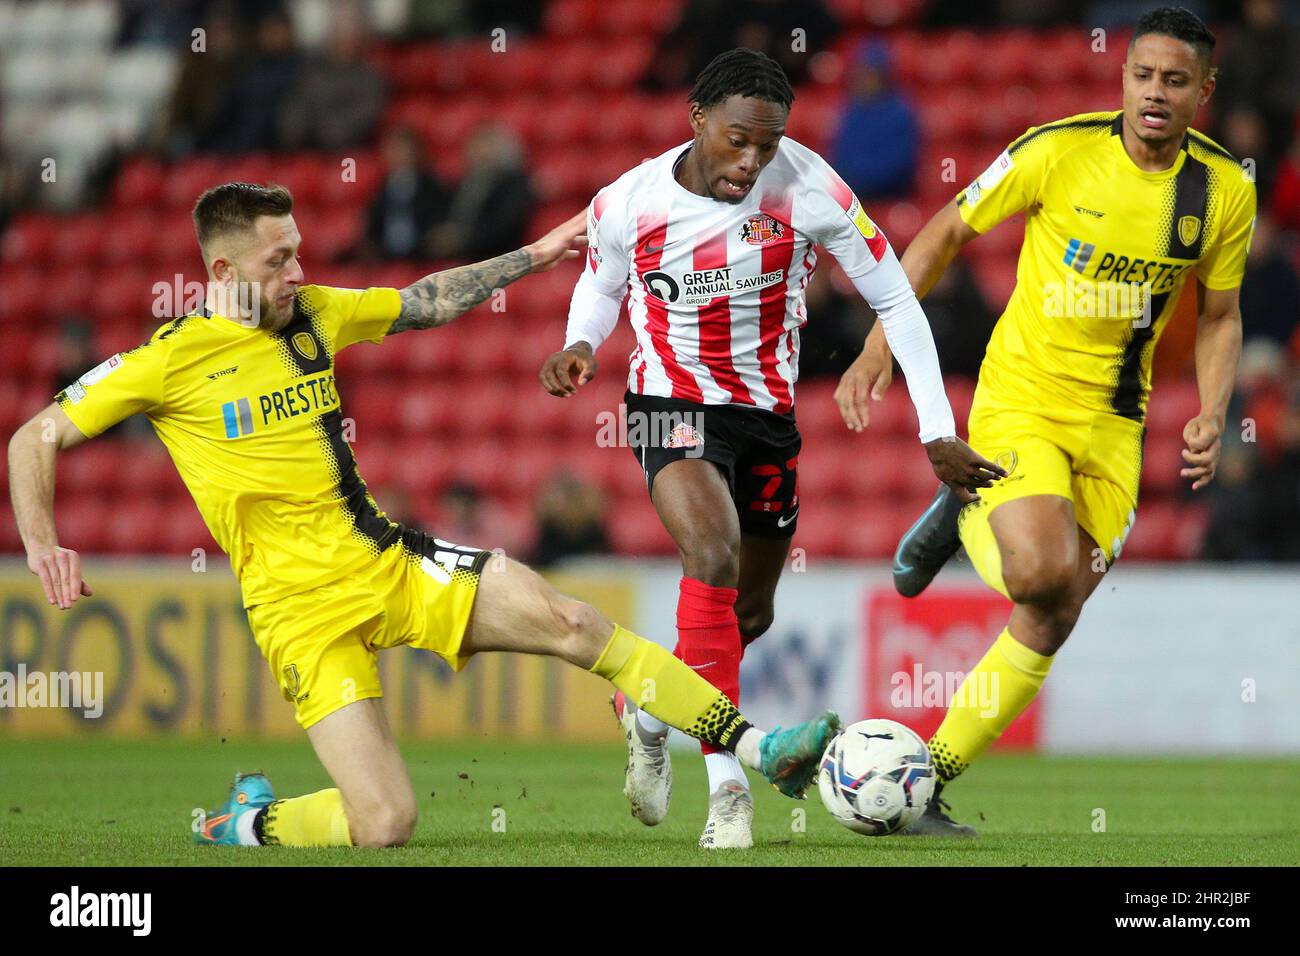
[
  {"left": 1002, "top": 549, "right": 1075, "bottom": 607},
  {"left": 550, "top": 595, "right": 611, "bottom": 666},
  {"left": 352, "top": 801, "right": 417, "bottom": 848},
  {"left": 678, "top": 536, "right": 740, "bottom": 586}
]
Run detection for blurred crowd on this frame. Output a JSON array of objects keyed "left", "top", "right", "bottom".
[{"left": 4, "top": 0, "right": 1299, "bottom": 562}]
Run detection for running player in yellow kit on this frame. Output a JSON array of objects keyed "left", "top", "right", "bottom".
[
  {"left": 836, "top": 7, "right": 1255, "bottom": 835},
  {"left": 6, "top": 183, "right": 838, "bottom": 849}
]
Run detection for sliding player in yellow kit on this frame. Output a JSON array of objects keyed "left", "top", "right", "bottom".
[
  {"left": 835, "top": 7, "right": 1255, "bottom": 835},
  {"left": 6, "top": 183, "right": 838, "bottom": 849}
]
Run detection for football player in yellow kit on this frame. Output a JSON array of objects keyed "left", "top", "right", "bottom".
[
  {"left": 836, "top": 7, "right": 1255, "bottom": 835},
  {"left": 7, "top": 183, "right": 839, "bottom": 848}
]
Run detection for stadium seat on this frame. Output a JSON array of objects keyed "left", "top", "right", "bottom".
[
  {"left": 543, "top": 0, "right": 602, "bottom": 36},
  {"left": 390, "top": 438, "right": 456, "bottom": 497},
  {"left": 840, "top": 504, "right": 907, "bottom": 559},
  {"left": 1144, "top": 379, "right": 1201, "bottom": 438},
  {"left": 1139, "top": 435, "right": 1187, "bottom": 496},
  {"left": 607, "top": 501, "right": 677, "bottom": 556},
  {"left": 917, "top": 31, "right": 983, "bottom": 88},
  {"left": 55, "top": 497, "right": 110, "bottom": 553}
]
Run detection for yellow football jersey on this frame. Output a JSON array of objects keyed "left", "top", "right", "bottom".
[
  {"left": 56, "top": 285, "right": 405, "bottom": 607},
  {"left": 956, "top": 111, "right": 1256, "bottom": 421}
]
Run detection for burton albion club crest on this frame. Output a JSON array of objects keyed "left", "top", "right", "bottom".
[
  {"left": 1178, "top": 215, "right": 1201, "bottom": 248},
  {"left": 739, "top": 214, "right": 784, "bottom": 245},
  {"left": 291, "top": 331, "right": 319, "bottom": 361}
]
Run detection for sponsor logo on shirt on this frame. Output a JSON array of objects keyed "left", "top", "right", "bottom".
[
  {"left": 78, "top": 353, "right": 122, "bottom": 386},
  {"left": 222, "top": 398, "right": 255, "bottom": 438},
  {"left": 642, "top": 267, "right": 785, "bottom": 305},
  {"left": 221, "top": 372, "right": 341, "bottom": 437},
  {"left": 964, "top": 149, "right": 1014, "bottom": 207},
  {"left": 739, "top": 214, "right": 785, "bottom": 245},
  {"left": 845, "top": 196, "right": 878, "bottom": 240}
]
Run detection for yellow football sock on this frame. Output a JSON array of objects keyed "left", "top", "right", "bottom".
[
  {"left": 929, "top": 628, "right": 1053, "bottom": 782},
  {"left": 590, "top": 625, "right": 750, "bottom": 751},
  {"left": 259, "top": 788, "right": 352, "bottom": 847}
]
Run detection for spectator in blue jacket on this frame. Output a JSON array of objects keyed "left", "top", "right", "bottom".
[{"left": 831, "top": 40, "right": 919, "bottom": 201}]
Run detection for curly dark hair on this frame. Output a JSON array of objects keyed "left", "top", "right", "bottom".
[{"left": 687, "top": 47, "right": 794, "bottom": 112}]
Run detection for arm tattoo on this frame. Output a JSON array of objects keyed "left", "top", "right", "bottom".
[{"left": 391, "top": 248, "right": 533, "bottom": 334}]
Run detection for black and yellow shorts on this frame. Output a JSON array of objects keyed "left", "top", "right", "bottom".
[{"left": 247, "top": 532, "right": 492, "bottom": 729}]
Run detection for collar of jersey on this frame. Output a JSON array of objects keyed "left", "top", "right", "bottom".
[
  {"left": 1108, "top": 126, "right": 1188, "bottom": 181},
  {"left": 193, "top": 305, "right": 263, "bottom": 333}
]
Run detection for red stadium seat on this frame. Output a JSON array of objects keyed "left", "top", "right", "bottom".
[
  {"left": 1122, "top": 501, "right": 1179, "bottom": 561},
  {"left": 796, "top": 444, "right": 850, "bottom": 500},
  {"left": 110, "top": 157, "right": 166, "bottom": 208},
  {"left": 840, "top": 504, "right": 906, "bottom": 560},
  {"left": 164, "top": 157, "right": 226, "bottom": 208},
  {"left": 917, "top": 30, "right": 983, "bottom": 88},
  {"left": 0, "top": 271, "right": 47, "bottom": 326},
  {"left": 51, "top": 213, "right": 106, "bottom": 265},
  {"left": 55, "top": 497, "right": 111, "bottom": 553},
  {"left": 1139, "top": 435, "right": 1187, "bottom": 497},
  {"left": 608, "top": 501, "right": 677, "bottom": 556},
  {"left": 1029, "top": 31, "right": 1089, "bottom": 86},
  {"left": 1144, "top": 379, "right": 1200, "bottom": 438},
  {"left": 1, "top": 214, "right": 58, "bottom": 265},
  {"left": 101, "top": 209, "right": 160, "bottom": 266},
  {"left": 978, "top": 30, "right": 1038, "bottom": 89},
  {"left": 790, "top": 505, "right": 846, "bottom": 558},
  {"left": 57, "top": 442, "right": 120, "bottom": 494},
  {"left": 390, "top": 437, "right": 457, "bottom": 497},
  {"left": 543, "top": 0, "right": 602, "bottom": 36}
]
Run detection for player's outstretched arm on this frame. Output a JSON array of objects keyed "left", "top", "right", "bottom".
[
  {"left": 1182, "top": 283, "right": 1243, "bottom": 491},
  {"left": 390, "top": 211, "right": 587, "bottom": 334},
  {"left": 7, "top": 403, "right": 93, "bottom": 609},
  {"left": 837, "top": 200, "right": 981, "bottom": 427}
]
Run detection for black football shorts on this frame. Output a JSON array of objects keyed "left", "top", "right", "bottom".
[{"left": 624, "top": 391, "right": 801, "bottom": 538}]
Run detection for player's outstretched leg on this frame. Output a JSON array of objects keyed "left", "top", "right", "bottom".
[
  {"left": 463, "top": 557, "right": 841, "bottom": 809},
  {"left": 193, "top": 772, "right": 277, "bottom": 845},
  {"left": 893, "top": 483, "right": 965, "bottom": 597}
]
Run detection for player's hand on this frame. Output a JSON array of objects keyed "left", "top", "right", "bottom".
[
  {"left": 539, "top": 342, "right": 598, "bottom": 396},
  {"left": 923, "top": 436, "right": 1007, "bottom": 503},
  {"left": 834, "top": 332, "right": 892, "bottom": 431},
  {"left": 524, "top": 211, "right": 588, "bottom": 273},
  {"left": 26, "top": 544, "right": 92, "bottom": 610},
  {"left": 1181, "top": 413, "right": 1222, "bottom": 491}
]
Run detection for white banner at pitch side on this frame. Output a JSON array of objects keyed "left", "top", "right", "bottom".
[{"left": 605, "top": 561, "right": 1300, "bottom": 755}]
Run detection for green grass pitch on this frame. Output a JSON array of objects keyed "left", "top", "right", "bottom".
[{"left": 1, "top": 738, "right": 1296, "bottom": 866}]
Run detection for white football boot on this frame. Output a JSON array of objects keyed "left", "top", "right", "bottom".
[
  {"left": 698, "top": 780, "right": 754, "bottom": 850},
  {"left": 611, "top": 692, "right": 671, "bottom": 826}
]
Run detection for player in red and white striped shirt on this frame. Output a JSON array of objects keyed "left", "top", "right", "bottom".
[{"left": 540, "top": 49, "right": 1002, "bottom": 848}]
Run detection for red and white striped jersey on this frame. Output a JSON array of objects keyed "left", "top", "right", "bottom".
[{"left": 573, "top": 137, "right": 889, "bottom": 414}]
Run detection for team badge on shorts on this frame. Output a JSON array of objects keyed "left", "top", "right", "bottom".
[
  {"left": 739, "top": 215, "right": 784, "bottom": 245},
  {"left": 663, "top": 422, "right": 704, "bottom": 449},
  {"left": 283, "top": 663, "right": 300, "bottom": 697},
  {"left": 995, "top": 449, "right": 1019, "bottom": 477},
  {"left": 291, "top": 331, "right": 319, "bottom": 361}
]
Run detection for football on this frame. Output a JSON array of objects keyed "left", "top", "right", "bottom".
[{"left": 817, "top": 718, "right": 936, "bottom": 836}]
